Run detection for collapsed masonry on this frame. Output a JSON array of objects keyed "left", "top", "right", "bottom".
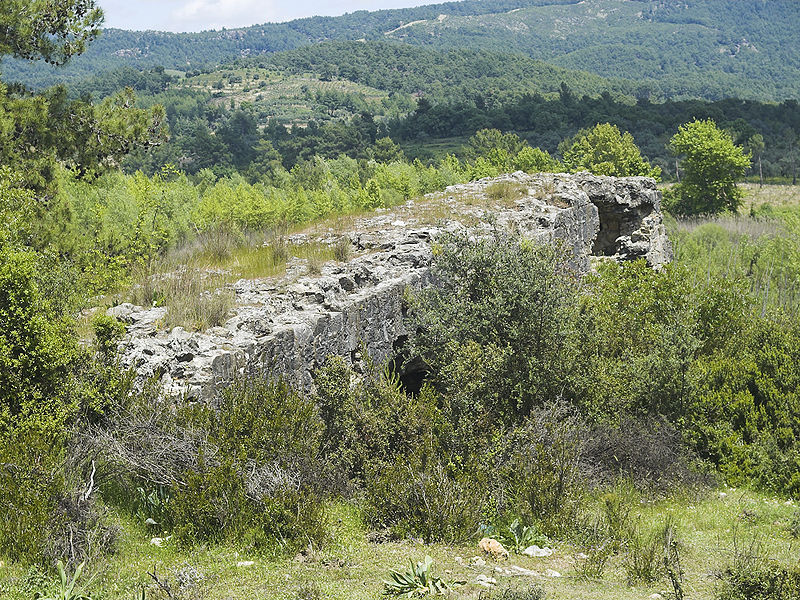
[{"left": 110, "top": 172, "right": 672, "bottom": 400}]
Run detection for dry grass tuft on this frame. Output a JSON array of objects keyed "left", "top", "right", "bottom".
[
  {"left": 485, "top": 180, "right": 529, "bottom": 205},
  {"left": 128, "top": 265, "right": 234, "bottom": 331}
]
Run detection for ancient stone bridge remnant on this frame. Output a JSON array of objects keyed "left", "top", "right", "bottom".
[{"left": 111, "top": 172, "right": 672, "bottom": 399}]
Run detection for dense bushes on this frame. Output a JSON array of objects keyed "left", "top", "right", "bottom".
[
  {"left": 409, "top": 229, "right": 580, "bottom": 432},
  {"left": 93, "top": 377, "right": 327, "bottom": 552},
  {"left": 0, "top": 247, "right": 78, "bottom": 437},
  {"left": 716, "top": 544, "right": 800, "bottom": 600},
  {"left": 0, "top": 247, "right": 129, "bottom": 568},
  {"left": 6, "top": 221, "right": 800, "bottom": 571}
]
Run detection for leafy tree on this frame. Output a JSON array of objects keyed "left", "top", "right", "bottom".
[
  {"left": 0, "top": 0, "right": 103, "bottom": 65},
  {"left": 372, "top": 136, "right": 405, "bottom": 163},
  {"left": 465, "top": 128, "right": 527, "bottom": 161},
  {"left": 665, "top": 119, "right": 751, "bottom": 215},
  {"left": 409, "top": 230, "right": 580, "bottom": 428},
  {"left": 0, "top": 167, "right": 36, "bottom": 247},
  {"left": 560, "top": 123, "right": 661, "bottom": 179},
  {"left": 513, "top": 146, "right": 560, "bottom": 173}
]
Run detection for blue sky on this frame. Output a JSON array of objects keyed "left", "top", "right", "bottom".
[{"left": 100, "top": 1, "right": 435, "bottom": 32}]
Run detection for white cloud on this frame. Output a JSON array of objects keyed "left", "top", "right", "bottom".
[
  {"left": 170, "top": 0, "right": 274, "bottom": 31},
  {"left": 99, "top": 0, "right": 436, "bottom": 32}
]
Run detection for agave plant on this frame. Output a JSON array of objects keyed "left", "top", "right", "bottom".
[
  {"left": 35, "top": 561, "right": 94, "bottom": 600},
  {"left": 383, "top": 555, "right": 449, "bottom": 597}
]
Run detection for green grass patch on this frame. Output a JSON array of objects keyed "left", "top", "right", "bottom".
[{"left": 2, "top": 489, "right": 798, "bottom": 599}]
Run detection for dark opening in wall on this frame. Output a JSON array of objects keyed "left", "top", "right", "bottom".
[
  {"left": 592, "top": 200, "right": 652, "bottom": 257},
  {"left": 389, "top": 335, "right": 428, "bottom": 395}
]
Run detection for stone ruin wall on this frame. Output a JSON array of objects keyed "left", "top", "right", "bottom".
[{"left": 109, "top": 172, "right": 673, "bottom": 400}]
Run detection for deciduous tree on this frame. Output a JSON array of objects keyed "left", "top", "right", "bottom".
[
  {"left": 560, "top": 123, "right": 661, "bottom": 179},
  {"left": 666, "top": 119, "right": 751, "bottom": 215}
]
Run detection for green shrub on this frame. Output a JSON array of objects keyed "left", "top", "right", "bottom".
[
  {"left": 560, "top": 123, "right": 661, "bottom": 179},
  {"left": 492, "top": 404, "right": 587, "bottom": 538},
  {"left": 95, "top": 376, "right": 327, "bottom": 552},
  {"left": 173, "top": 377, "right": 326, "bottom": 550},
  {"left": 365, "top": 457, "right": 484, "bottom": 544},
  {"left": 409, "top": 230, "right": 580, "bottom": 426},
  {"left": 0, "top": 246, "right": 78, "bottom": 438},
  {"left": 0, "top": 430, "right": 117, "bottom": 569},
  {"left": 489, "top": 583, "right": 546, "bottom": 600},
  {"left": 715, "top": 540, "right": 800, "bottom": 600},
  {"left": 624, "top": 528, "right": 663, "bottom": 585},
  {"left": 313, "top": 356, "right": 441, "bottom": 491},
  {"left": 0, "top": 247, "right": 127, "bottom": 565},
  {"left": 91, "top": 314, "right": 126, "bottom": 357}
]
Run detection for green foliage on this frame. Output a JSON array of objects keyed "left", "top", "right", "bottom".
[
  {"left": 493, "top": 519, "right": 549, "bottom": 555},
  {"left": 90, "top": 314, "right": 125, "bottom": 357},
  {"left": 0, "top": 424, "right": 119, "bottom": 568},
  {"left": 314, "top": 356, "right": 441, "bottom": 490},
  {"left": 0, "top": 167, "right": 37, "bottom": 247},
  {"left": 494, "top": 406, "right": 587, "bottom": 538},
  {"left": 715, "top": 540, "right": 800, "bottom": 600},
  {"left": 168, "top": 377, "right": 326, "bottom": 550},
  {"left": 0, "top": 0, "right": 103, "bottom": 65},
  {"left": 35, "top": 560, "right": 94, "bottom": 600},
  {"left": 624, "top": 528, "right": 662, "bottom": 586},
  {"left": 666, "top": 119, "right": 751, "bottom": 215},
  {"left": 10, "top": 2, "right": 800, "bottom": 102},
  {"left": 488, "top": 583, "right": 546, "bottom": 600},
  {"left": 513, "top": 146, "right": 560, "bottom": 174},
  {"left": 383, "top": 555, "right": 450, "bottom": 597},
  {"left": 0, "top": 433, "right": 67, "bottom": 564},
  {"left": 410, "top": 230, "right": 580, "bottom": 427},
  {"left": 788, "top": 511, "right": 800, "bottom": 539},
  {"left": 365, "top": 456, "right": 484, "bottom": 544},
  {"left": 0, "top": 246, "right": 78, "bottom": 438},
  {"left": 0, "top": 84, "right": 167, "bottom": 196},
  {"left": 571, "top": 260, "right": 702, "bottom": 421},
  {"left": 561, "top": 123, "right": 660, "bottom": 179}
]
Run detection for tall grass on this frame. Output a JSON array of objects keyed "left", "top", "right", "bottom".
[
  {"left": 669, "top": 209, "right": 800, "bottom": 318},
  {"left": 127, "top": 265, "right": 234, "bottom": 331}
]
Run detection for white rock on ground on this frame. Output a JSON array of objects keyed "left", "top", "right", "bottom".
[{"left": 522, "top": 545, "right": 553, "bottom": 557}]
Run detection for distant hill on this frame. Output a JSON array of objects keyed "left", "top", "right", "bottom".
[
  {"left": 237, "top": 42, "right": 636, "bottom": 103},
  {"left": 2, "top": 0, "right": 799, "bottom": 101}
]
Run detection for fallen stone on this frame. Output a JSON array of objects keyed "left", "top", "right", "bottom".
[
  {"left": 475, "top": 574, "right": 497, "bottom": 587},
  {"left": 544, "top": 569, "right": 562, "bottom": 578},
  {"left": 470, "top": 556, "right": 487, "bottom": 568},
  {"left": 495, "top": 565, "right": 540, "bottom": 577},
  {"left": 237, "top": 561, "right": 255, "bottom": 567},
  {"left": 522, "top": 545, "right": 553, "bottom": 557}
]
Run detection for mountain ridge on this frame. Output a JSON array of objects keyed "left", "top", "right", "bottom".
[{"left": 2, "top": 0, "right": 798, "bottom": 101}]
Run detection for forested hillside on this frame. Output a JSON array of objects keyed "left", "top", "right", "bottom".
[{"left": 3, "top": 0, "right": 799, "bottom": 101}]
